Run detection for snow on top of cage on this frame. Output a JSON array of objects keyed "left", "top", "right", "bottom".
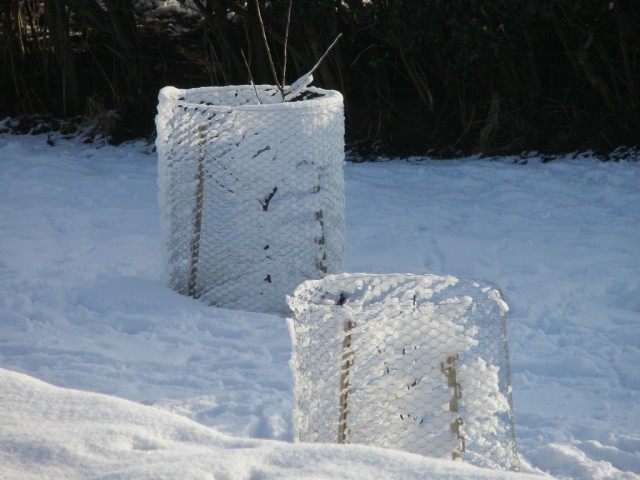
[{"left": 157, "top": 84, "right": 342, "bottom": 111}]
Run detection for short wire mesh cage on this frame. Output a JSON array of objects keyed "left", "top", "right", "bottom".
[
  {"left": 156, "top": 85, "right": 345, "bottom": 314},
  {"left": 287, "top": 273, "right": 520, "bottom": 470}
]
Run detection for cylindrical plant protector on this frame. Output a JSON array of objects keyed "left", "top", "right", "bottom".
[
  {"left": 287, "top": 273, "right": 520, "bottom": 471},
  {"left": 156, "top": 85, "right": 345, "bottom": 314}
]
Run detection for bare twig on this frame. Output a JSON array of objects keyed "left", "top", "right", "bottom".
[
  {"left": 253, "top": 0, "right": 284, "bottom": 99},
  {"left": 283, "top": 33, "right": 343, "bottom": 101},
  {"left": 350, "top": 43, "right": 375, "bottom": 67},
  {"left": 241, "top": 48, "right": 262, "bottom": 104},
  {"left": 282, "top": 0, "right": 293, "bottom": 87},
  {"left": 309, "top": 32, "right": 343, "bottom": 77}
]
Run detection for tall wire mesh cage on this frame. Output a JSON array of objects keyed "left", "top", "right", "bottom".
[
  {"left": 287, "top": 273, "right": 520, "bottom": 470},
  {"left": 156, "top": 85, "right": 345, "bottom": 314}
]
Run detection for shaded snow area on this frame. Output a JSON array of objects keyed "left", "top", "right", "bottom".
[{"left": 0, "top": 133, "right": 638, "bottom": 479}]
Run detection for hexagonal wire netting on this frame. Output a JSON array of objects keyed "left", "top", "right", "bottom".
[
  {"left": 156, "top": 85, "right": 345, "bottom": 314},
  {"left": 287, "top": 273, "right": 520, "bottom": 470}
]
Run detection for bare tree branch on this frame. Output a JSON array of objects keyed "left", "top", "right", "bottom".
[
  {"left": 309, "top": 32, "right": 343, "bottom": 77},
  {"left": 241, "top": 48, "right": 262, "bottom": 104},
  {"left": 253, "top": 0, "right": 284, "bottom": 99},
  {"left": 282, "top": 0, "right": 293, "bottom": 87}
]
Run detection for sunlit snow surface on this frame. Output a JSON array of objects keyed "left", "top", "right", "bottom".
[
  {"left": 0, "top": 368, "right": 541, "bottom": 480},
  {"left": 0, "top": 132, "right": 638, "bottom": 479}
]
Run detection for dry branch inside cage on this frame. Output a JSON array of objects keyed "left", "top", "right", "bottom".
[{"left": 243, "top": 0, "right": 343, "bottom": 105}]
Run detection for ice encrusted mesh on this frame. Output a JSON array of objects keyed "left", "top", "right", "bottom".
[
  {"left": 156, "top": 85, "right": 345, "bottom": 314},
  {"left": 287, "top": 273, "right": 519, "bottom": 470}
]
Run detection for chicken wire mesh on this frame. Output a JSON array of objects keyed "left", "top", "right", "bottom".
[
  {"left": 156, "top": 85, "right": 345, "bottom": 314},
  {"left": 287, "top": 273, "right": 519, "bottom": 471}
]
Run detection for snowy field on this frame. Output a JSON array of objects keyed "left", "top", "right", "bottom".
[{"left": 0, "top": 132, "right": 638, "bottom": 479}]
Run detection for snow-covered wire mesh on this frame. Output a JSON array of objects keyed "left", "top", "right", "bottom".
[
  {"left": 156, "top": 85, "right": 345, "bottom": 314},
  {"left": 287, "top": 273, "right": 520, "bottom": 471}
]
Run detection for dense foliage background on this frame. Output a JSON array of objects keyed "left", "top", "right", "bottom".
[{"left": 1, "top": 0, "right": 639, "bottom": 155}]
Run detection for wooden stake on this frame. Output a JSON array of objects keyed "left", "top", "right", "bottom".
[
  {"left": 442, "top": 354, "right": 465, "bottom": 460},
  {"left": 188, "top": 125, "right": 207, "bottom": 298},
  {"left": 338, "top": 317, "right": 355, "bottom": 443}
]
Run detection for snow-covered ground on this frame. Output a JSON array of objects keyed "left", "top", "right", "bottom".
[
  {"left": 0, "top": 132, "right": 638, "bottom": 479},
  {"left": 0, "top": 367, "right": 540, "bottom": 480}
]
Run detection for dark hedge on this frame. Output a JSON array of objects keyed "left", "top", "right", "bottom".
[{"left": 1, "top": 0, "right": 639, "bottom": 155}]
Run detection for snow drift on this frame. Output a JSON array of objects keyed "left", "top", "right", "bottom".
[{"left": 0, "top": 368, "right": 541, "bottom": 480}]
